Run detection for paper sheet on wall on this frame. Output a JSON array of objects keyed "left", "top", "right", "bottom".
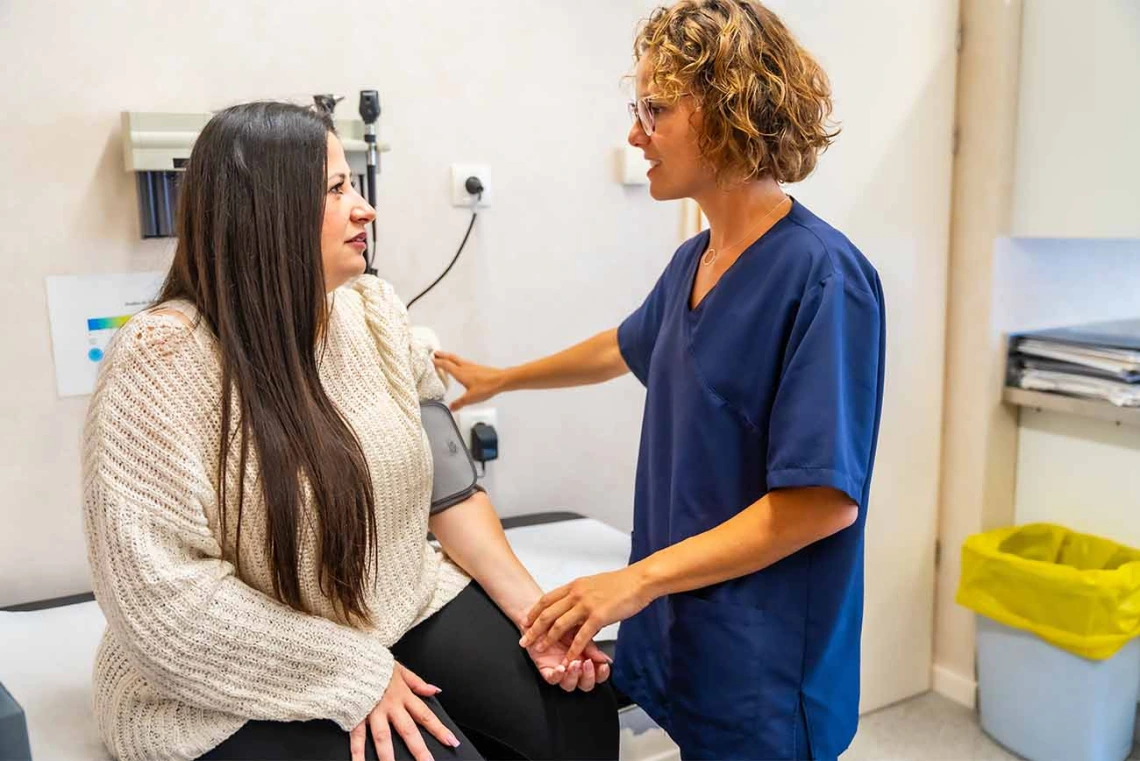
[{"left": 45, "top": 272, "right": 166, "bottom": 397}]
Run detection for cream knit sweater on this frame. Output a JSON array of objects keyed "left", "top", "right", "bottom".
[{"left": 82, "top": 276, "right": 471, "bottom": 761}]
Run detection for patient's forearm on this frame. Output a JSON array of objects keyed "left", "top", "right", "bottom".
[
  {"left": 429, "top": 492, "right": 542, "bottom": 629},
  {"left": 502, "top": 329, "right": 627, "bottom": 392}
]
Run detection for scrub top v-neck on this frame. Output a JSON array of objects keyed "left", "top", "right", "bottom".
[{"left": 612, "top": 199, "right": 886, "bottom": 760}]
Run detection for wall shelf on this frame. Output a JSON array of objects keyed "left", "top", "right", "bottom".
[
  {"left": 122, "top": 111, "right": 389, "bottom": 172},
  {"left": 1003, "top": 387, "right": 1140, "bottom": 428}
]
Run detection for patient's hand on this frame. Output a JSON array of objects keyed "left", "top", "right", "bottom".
[
  {"left": 526, "top": 631, "right": 612, "bottom": 693},
  {"left": 350, "top": 663, "right": 458, "bottom": 761}
]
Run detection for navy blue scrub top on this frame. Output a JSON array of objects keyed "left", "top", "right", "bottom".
[{"left": 612, "top": 200, "right": 885, "bottom": 761}]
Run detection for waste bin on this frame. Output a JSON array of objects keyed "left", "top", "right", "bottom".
[{"left": 957, "top": 523, "right": 1140, "bottom": 761}]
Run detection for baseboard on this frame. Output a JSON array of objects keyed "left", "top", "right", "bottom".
[{"left": 932, "top": 664, "right": 977, "bottom": 710}]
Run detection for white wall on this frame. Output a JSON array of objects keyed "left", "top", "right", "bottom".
[
  {"left": 992, "top": 238, "right": 1140, "bottom": 333},
  {"left": 993, "top": 237, "right": 1140, "bottom": 548},
  {"left": 1014, "top": 412, "right": 1140, "bottom": 548}
]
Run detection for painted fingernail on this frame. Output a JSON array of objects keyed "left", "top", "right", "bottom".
[
  {"left": 518, "top": 636, "right": 527, "bottom": 647},
  {"left": 449, "top": 734, "right": 461, "bottom": 748}
]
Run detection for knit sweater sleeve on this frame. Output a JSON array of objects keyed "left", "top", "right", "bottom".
[
  {"left": 82, "top": 315, "right": 392, "bottom": 731},
  {"left": 352, "top": 276, "right": 447, "bottom": 402},
  {"left": 408, "top": 322, "right": 447, "bottom": 402}
]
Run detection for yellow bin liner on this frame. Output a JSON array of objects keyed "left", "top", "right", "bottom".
[{"left": 956, "top": 523, "right": 1140, "bottom": 660}]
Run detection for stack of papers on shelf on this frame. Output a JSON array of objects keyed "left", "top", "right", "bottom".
[
  {"left": 1016, "top": 369, "right": 1140, "bottom": 407},
  {"left": 1007, "top": 319, "right": 1140, "bottom": 407}
]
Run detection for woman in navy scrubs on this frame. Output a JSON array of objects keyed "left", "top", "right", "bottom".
[{"left": 435, "top": 2, "right": 885, "bottom": 758}]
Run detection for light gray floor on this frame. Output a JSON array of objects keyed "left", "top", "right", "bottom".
[
  {"left": 621, "top": 690, "right": 1138, "bottom": 761},
  {"left": 844, "top": 691, "right": 1140, "bottom": 761},
  {"left": 843, "top": 692, "right": 1019, "bottom": 760}
]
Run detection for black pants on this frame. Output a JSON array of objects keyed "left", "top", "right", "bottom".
[{"left": 199, "top": 584, "right": 619, "bottom": 760}]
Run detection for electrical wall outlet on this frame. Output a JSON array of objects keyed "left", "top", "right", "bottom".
[
  {"left": 456, "top": 406, "right": 498, "bottom": 453},
  {"left": 450, "top": 164, "right": 492, "bottom": 208}
]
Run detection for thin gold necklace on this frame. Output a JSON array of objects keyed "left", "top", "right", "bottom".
[{"left": 701, "top": 196, "right": 792, "bottom": 267}]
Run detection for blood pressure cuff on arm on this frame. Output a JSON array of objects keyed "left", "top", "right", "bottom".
[{"left": 421, "top": 401, "right": 483, "bottom": 514}]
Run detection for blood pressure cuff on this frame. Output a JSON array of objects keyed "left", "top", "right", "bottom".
[{"left": 421, "top": 400, "right": 483, "bottom": 514}]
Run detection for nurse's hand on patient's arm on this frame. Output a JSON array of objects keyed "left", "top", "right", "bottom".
[
  {"left": 521, "top": 487, "right": 858, "bottom": 667},
  {"left": 432, "top": 352, "right": 507, "bottom": 411},
  {"left": 435, "top": 329, "right": 626, "bottom": 412},
  {"left": 520, "top": 567, "right": 654, "bottom": 668}
]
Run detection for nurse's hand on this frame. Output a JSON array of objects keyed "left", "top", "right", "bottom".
[
  {"left": 432, "top": 352, "right": 506, "bottom": 411},
  {"left": 520, "top": 568, "right": 653, "bottom": 668}
]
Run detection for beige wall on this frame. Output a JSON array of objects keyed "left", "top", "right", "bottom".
[{"left": 933, "top": 0, "right": 1025, "bottom": 708}]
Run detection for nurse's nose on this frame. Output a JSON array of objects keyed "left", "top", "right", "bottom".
[{"left": 628, "top": 120, "right": 649, "bottom": 148}]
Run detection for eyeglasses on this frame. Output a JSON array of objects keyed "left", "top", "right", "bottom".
[
  {"left": 628, "top": 94, "right": 694, "bottom": 136},
  {"left": 627, "top": 97, "right": 664, "bottom": 137}
]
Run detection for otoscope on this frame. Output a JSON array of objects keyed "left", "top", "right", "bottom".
[{"left": 359, "top": 90, "right": 381, "bottom": 276}]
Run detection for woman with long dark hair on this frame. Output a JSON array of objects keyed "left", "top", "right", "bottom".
[{"left": 82, "top": 102, "right": 617, "bottom": 761}]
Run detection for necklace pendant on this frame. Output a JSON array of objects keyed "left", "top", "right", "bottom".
[{"left": 701, "top": 248, "right": 718, "bottom": 267}]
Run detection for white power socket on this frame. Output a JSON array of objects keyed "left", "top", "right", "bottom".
[
  {"left": 450, "top": 164, "right": 492, "bottom": 208},
  {"left": 456, "top": 406, "right": 498, "bottom": 453}
]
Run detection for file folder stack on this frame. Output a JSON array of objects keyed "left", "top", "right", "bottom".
[{"left": 1007, "top": 319, "right": 1140, "bottom": 407}]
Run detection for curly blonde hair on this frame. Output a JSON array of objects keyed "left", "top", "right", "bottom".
[{"left": 635, "top": 0, "right": 839, "bottom": 185}]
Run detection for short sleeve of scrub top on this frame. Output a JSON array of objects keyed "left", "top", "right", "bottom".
[
  {"left": 765, "top": 274, "right": 884, "bottom": 503},
  {"left": 617, "top": 247, "right": 688, "bottom": 386}
]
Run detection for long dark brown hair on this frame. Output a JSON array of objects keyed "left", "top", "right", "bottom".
[{"left": 155, "top": 102, "right": 377, "bottom": 626}]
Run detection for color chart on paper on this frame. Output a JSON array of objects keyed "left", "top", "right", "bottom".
[
  {"left": 84, "top": 315, "right": 133, "bottom": 363},
  {"left": 45, "top": 272, "right": 165, "bottom": 397}
]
